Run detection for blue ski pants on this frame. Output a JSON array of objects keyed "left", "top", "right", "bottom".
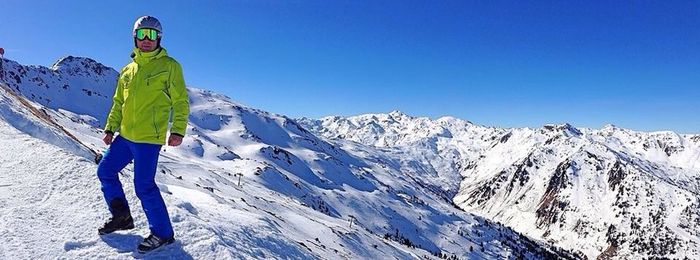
[{"left": 96, "top": 135, "right": 174, "bottom": 239}]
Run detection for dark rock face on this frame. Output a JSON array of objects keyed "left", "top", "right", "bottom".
[
  {"left": 690, "top": 135, "right": 700, "bottom": 143},
  {"left": 536, "top": 160, "right": 574, "bottom": 228},
  {"left": 607, "top": 161, "right": 627, "bottom": 191},
  {"left": 467, "top": 171, "right": 509, "bottom": 206}
]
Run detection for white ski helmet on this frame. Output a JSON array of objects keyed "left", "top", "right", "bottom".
[
  {"left": 133, "top": 15, "right": 162, "bottom": 34},
  {"left": 133, "top": 16, "right": 162, "bottom": 48}
]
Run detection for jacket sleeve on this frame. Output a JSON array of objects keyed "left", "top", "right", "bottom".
[
  {"left": 169, "top": 61, "right": 190, "bottom": 136},
  {"left": 104, "top": 70, "right": 126, "bottom": 133}
]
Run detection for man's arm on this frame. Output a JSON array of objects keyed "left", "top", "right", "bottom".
[
  {"left": 169, "top": 61, "right": 190, "bottom": 137},
  {"left": 104, "top": 71, "right": 126, "bottom": 141}
]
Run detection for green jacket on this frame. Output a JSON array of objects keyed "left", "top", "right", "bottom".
[{"left": 104, "top": 47, "right": 189, "bottom": 145}]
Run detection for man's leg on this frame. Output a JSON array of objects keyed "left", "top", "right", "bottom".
[
  {"left": 130, "top": 141, "right": 174, "bottom": 239},
  {"left": 96, "top": 135, "right": 134, "bottom": 216}
]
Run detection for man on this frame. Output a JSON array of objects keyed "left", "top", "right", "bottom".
[{"left": 96, "top": 15, "right": 189, "bottom": 253}]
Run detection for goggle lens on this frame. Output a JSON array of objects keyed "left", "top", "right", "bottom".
[{"left": 135, "top": 28, "right": 159, "bottom": 41}]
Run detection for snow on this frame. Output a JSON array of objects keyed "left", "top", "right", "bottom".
[
  {"left": 0, "top": 56, "right": 574, "bottom": 259},
  {"left": 0, "top": 83, "right": 95, "bottom": 159},
  {"left": 301, "top": 109, "right": 700, "bottom": 259}
]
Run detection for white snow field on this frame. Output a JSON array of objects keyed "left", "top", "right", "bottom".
[{"left": 0, "top": 56, "right": 574, "bottom": 259}]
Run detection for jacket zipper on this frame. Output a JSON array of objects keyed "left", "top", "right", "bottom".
[
  {"left": 152, "top": 106, "right": 160, "bottom": 140},
  {"left": 146, "top": 71, "right": 167, "bottom": 86},
  {"left": 162, "top": 90, "right": 171, "bottom": 102},
  {"left": 132, "top": 67, "right": 137, "bottom": 130}
]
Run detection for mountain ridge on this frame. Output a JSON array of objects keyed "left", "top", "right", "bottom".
[
  {"left": 0, "top": 56, "right": 578, "bottom": 259},
  {"left": 298, "top": 109, "right": 700, "bottom": 259}
]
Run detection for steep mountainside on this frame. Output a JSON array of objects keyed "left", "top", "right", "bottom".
[{"left": 299, "top": 112, "right": 700, "bottom": 259}]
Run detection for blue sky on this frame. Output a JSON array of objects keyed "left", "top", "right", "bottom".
[{"left": 1, "top": 1, "right": 699, "bottom": 133}]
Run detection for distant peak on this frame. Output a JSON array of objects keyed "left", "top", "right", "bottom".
[
  {"left": 543, "top": 123, "right": 582, "bottom": 136},
  {"left": 50, "top": 56, "right": 115, "bottom": 76},
  {"left": 436, "top": 116, "right": 472, "bottom": 125},
  {"left": 388, "top": 110, "right": 406, "bottom": 117},
  {"left": 319, "top": 115, "right": 343, "bottom": 121},
  {"left": 51, "top": 56, "right": 99, "bottom": 68},
  {"left": 602, "top": 124, "right": 618, "bottom": 130}
]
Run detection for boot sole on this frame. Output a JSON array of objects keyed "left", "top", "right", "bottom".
[
  {"left": 137, "top": 238, "right": 175, "bottom": 254},
  {"left": 98, "top": 223, "right": 135, "bottom": 235}
]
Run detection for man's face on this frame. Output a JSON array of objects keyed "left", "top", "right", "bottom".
[{"left": 136, "top": 37, "right": 158, "bottom": 52}]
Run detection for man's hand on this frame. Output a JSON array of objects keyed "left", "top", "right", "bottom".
[
  {"left": 103, "top": 132, "right": 114, "bottom": 145},
  {"left": 168, "top": 134, "right": 183, "bottom": 146}
]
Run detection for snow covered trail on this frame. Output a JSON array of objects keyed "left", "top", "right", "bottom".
[
  {"left": 0, "top": 119, "right": 439, "bottom": 260},
  {"left": 0, "top": 119, "right": 113, "bottom": 259},
  {"left": 0, "top": 119, "right": 188, "bottom": 259},
  {"left": 0, "top": 119, "right": 312, "bottom": 259}
]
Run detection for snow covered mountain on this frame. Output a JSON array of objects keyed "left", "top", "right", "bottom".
[
  {"left": 0, "top": 56, "right": 577, "bottom": 259},
  {"left": 298, "top": 112, "right": 700, "bottom": 259}
]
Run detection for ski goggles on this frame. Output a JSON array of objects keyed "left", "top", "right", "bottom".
[{"left": 134, "top": 28, "right": 160, "bottom": 41}]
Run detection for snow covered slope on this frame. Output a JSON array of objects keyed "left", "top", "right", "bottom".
[
  {"left": 0, "top": 81, "right": 96, "bottom": 159},
  {"left": 299, "top": 112, "right": 700, "bottom": 259},
  {"left": 0, "top": 57, "right": 576, "bottom": 259},
  {"left": 1, "top": 56, "right": 116, "bottom": 126}
]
